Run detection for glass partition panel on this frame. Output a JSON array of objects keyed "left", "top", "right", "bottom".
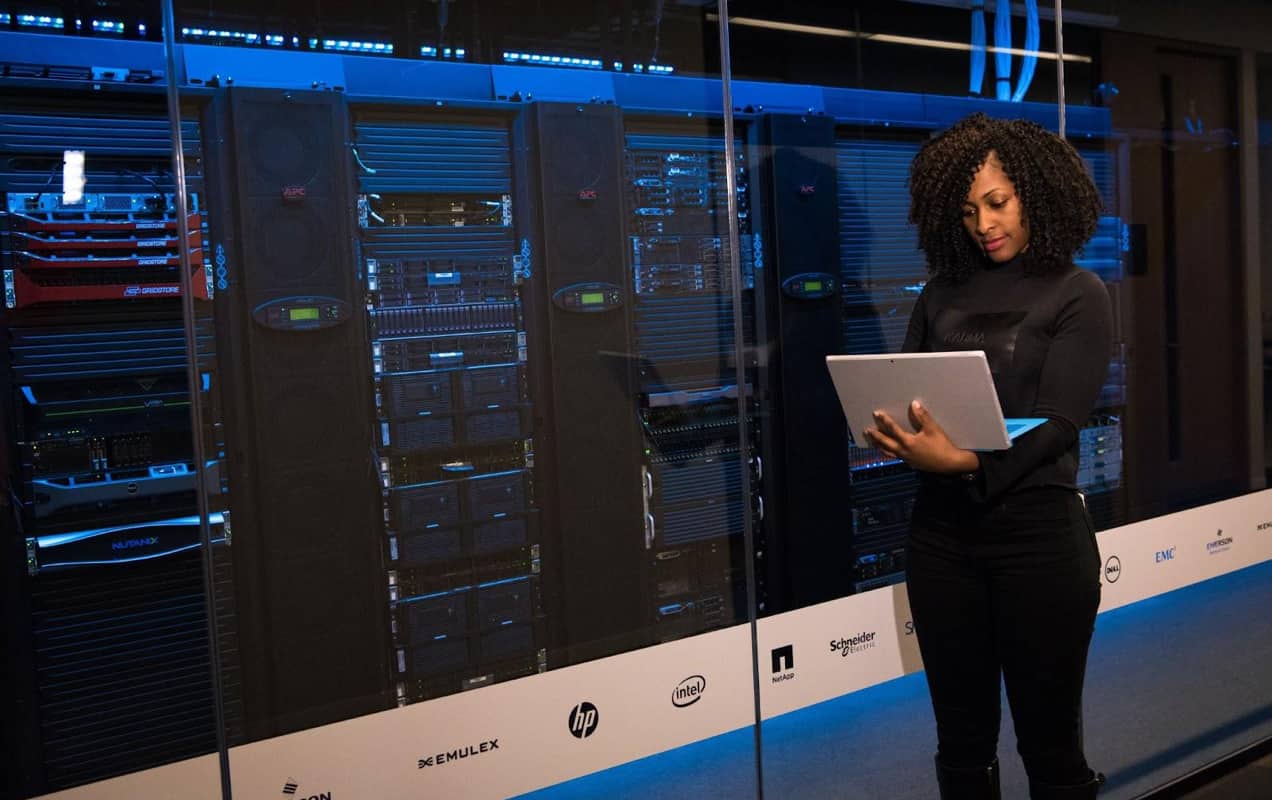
[
  {"left": 0, "top": 4, "right": 228, "bottom": 798},
  {"left": 727, "top": 1, "right": 1271, "bottom": 799},
  {"left": 725, "top": 2, "right": 1095, "bottom": 798},
  {"left": 171, "top": 0, "right": 762, "bottom": 797}
]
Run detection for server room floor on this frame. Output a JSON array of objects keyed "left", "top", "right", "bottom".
[{"left": 515, "top": 557, "right": 1272, "bottom": 800}]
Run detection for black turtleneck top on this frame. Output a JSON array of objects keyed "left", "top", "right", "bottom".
[{"left": 901, "top": 256, "right": 1113, "bottom": 504}]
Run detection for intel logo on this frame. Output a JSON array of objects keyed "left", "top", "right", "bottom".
[{"left": 672, "top": 675, "right": 706, "bottom": 708}]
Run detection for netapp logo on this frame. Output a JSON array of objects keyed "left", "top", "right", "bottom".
[
  {"left": 771, "top": 645, "right": 795, "bottom": 683},
  {"left": 418, "top": 739, "right": 499, "bottom": 768},
  {"left": 1155, "top": 547, "right": 1176, "bottom": 563},
  {"left": 672, "top": 675, "right": 706, "bottom": 708},
  {"left": 112, "top": 536, "right": 159, "bottom": 551},
  {"left": 1104, "top": 555, "right": 1121, "bottom": 583},
  {"left": 829, "top": 631, "right": 878, "bottom": 657},
  {"left": 568, "top": 702, "right": 599, "bottom": 739},
  {"left": 1207, "top": 529, "right": 1234, "bottom": 555},
  {"left": 280, "top": 778, "right": 330, "bottom": 800}
]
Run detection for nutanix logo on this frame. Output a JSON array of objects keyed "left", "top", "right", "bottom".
[{"left": 111, "top": 536, "right": 159, "bottom": 551}]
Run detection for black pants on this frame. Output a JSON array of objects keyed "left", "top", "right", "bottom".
[{"left": 906, "top": 486, "right": 1101, "bottom": 786}]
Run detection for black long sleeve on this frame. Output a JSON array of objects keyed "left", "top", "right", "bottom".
[{"left": 903, "top": 260, "right": 1113, "bottom": 503}]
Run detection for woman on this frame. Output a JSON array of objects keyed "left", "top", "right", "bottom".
[{"left": 864, "top": 113, "right": 1112, "bottom": 800}]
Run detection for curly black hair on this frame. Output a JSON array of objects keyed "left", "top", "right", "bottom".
[{"left": 908, "top": 113, "right": 1102, "bottom": 283}]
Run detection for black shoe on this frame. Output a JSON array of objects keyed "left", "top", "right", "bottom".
[
  {"left": 1028, "top": 770, "right": 1105, "bottom": 799},
  {"left": 935, "top": 755, "right": 1002, "bottom": 800}
]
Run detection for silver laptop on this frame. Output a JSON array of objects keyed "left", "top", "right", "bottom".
[{"left": 825, "top": 351, "right": 1047, "bottom": 451}]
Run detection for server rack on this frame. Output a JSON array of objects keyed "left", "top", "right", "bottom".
[
  {"left": 352, "top": 109, "right": 545, "bottom": 702},
  {"left": 0, "top": 96, "right": 239, "bottom": 795},
  {"left": 623, "top": 122, "right": 755, "bottom": 638}
]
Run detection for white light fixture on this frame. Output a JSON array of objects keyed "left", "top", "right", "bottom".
[
  {"left": 62, "top": 151, "right": 86, "bottom": 205},
  {"left": 717, "top": 14, "right": 1092, "bottom": 64}
]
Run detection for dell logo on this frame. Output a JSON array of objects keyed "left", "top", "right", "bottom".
[
  {"left": 568, "top": 702, "right": 599, "bottom": 739},
  {"left": 1155, "top": 547, "right": 1176, "bottom": 563},
  {"left": 672, "top": 675, "right": 706, "bottom": 708},
  {"left": 1104, "top": 555, "right": 1121, "bottom": 583}
]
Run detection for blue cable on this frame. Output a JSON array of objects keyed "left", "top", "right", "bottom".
[
  {"left": 970, "top": 0, "right": 987, "bottom": 95},
  {"left": 1012, "top": 0, "right": 1040, "bottom": 102},
  {"left": 994, "top": 0, "right": 1013, "bottom": 101}
]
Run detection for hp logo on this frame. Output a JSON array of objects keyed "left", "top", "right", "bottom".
[{"left": 568, "top": 701, "right": 599, "bottom": 739}]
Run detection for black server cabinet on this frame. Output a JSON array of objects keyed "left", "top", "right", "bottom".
[
  {"left": 351, "top": 109, "right": 546, "bottom": 702},
  {"left": 621, "top": 123, "right": 755, "bottom": 637},
  {"left": 0, "top": 97, "right": 240, "bottom": 795},
  {"left": 202, "top": 88, "right": 392, "bottom": 737},
  {"left": 514, "top": 103, "right": 649, "bottom": 665},
  {"left": 752, "top": 114, "right": 853, "bottom": 612}
]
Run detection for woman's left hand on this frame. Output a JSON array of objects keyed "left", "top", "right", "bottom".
[{"left": 863, "top": 401, "right": 980, "bottom": 475}]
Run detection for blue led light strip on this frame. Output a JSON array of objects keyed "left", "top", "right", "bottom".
[{"left": 502, "top": 51, "right": 603, "bottom": 69}]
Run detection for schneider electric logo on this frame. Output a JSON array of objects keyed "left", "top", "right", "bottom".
[
  {"left": 829, "top": 631, "right": 878, "bottom": 657},
  {"left": 770, "top": 644, "right": 795, "bottom": 684},
  {"left": 1207, "top": 529, "right": 1234, "bottom": 555},
  {"left": 418, "top": 739, "right": 499, "bottom": 768}
]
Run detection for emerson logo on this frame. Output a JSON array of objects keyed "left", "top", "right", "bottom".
[
  {"left": 1103, "top": 555, "right": 1121, "bottom": 583},
  {"left": 771, "top": 644, "right": 795, "bottom": 684},
  {"left": 281, "top": 778, "right": 331, "bottom": 800},
  {"left": 568, "top": 701, "right": 599, "bottom": 739},
  {"left": 418, "top": 739, "right": 499, "bottom": 768},
  {"left": 829, "top": 631, "right": 878, "bottom": 657},
  {"left": 1207, "top": 528, "right": 1234, "bottom": 555},
  {"left": 672, "top": 675, "right": 706, "bottom": 708}
]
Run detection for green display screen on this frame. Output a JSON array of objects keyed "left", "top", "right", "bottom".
[
  {"left": 580, "top": 292, "right": 606, "bottom": 305},
  {"left": 803, "top": 281, "right": 823, "bottom": 292},
  {"left": 289, "top": 307, "right": 320, "bottom": 321}
]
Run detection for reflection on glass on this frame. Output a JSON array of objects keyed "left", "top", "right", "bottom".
[
  {"left": 0, "top": 8, "right": 229, "bottom": 795},
  {"left": 162, "top": 0, "right": 755, "bottom": 764}
]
